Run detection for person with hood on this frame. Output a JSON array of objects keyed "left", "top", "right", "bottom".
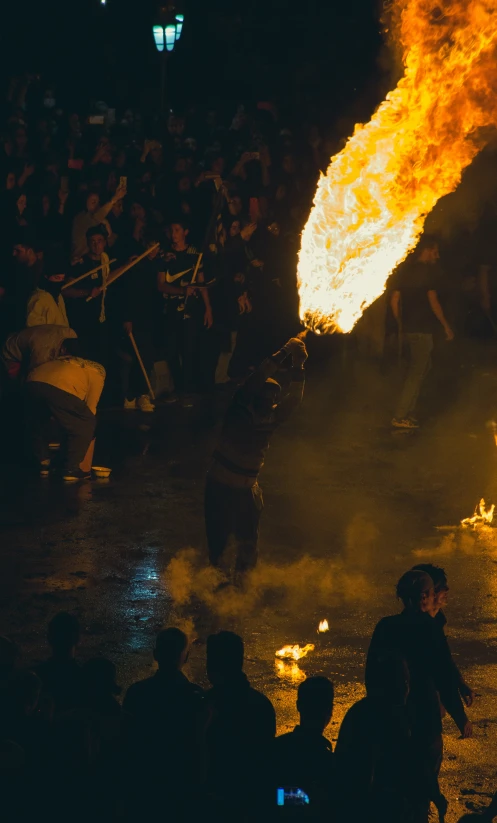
[
  {"left": 26, "top": 252, "right": 69, "bottom": 327},
  {"left": 205, "top": 335, "right": 307, "bottom": 580}
]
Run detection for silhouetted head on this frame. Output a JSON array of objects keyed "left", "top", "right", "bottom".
[
  {"left": 417, "top": 234, "right": 439, "bottom": 263},
  {"left": 411, "top": 563, "right": 449, "bottom": 616},
  {"left": 82, "top": 658, "right": 121, "bottom": 697},
  {"left": 154, "top": 627, "right": 189, "bottom": 670},
  {"left": 0, "top": 636, "right": 18, "bottom": 680},
  {"left": 8, "top": 670, "right": 42, "bottom": 716},
  {"left": 47, "top": 612, "right": 80, "bottom": 659},
  {"left": 206, "top": 631, "right": 244, "bottom": 685},
  {"left": 297, "top": 676, "right": 334, "bottom": 733},
  {"left": 253, "top": 378, "right": 281, "bottom": 417},
  {"left": 59, "top": 337, "right": 82, "bottom": 359},
  {"left": 366, "top": 654, "right": 410, "bottom": 707},
  {"left": 396, "top": 570, "right": 434, "bottom": 613}
]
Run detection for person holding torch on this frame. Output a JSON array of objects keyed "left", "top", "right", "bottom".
[{"left": 205, "top": 335, "right": 307, "bottom": 583}]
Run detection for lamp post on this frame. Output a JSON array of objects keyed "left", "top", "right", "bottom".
[{"left": 152, "top": 4, "right": 184, "bottom": 113}]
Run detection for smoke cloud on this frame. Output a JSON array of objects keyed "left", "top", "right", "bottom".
[{"left": 165, "top": 547, "right": 373, "bottom": 620}]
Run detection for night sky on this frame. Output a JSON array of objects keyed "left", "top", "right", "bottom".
[{"left": 2, "top": 0, "right": 384, "bottom": 120}]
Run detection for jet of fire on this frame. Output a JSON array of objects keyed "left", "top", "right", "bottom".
[
  {"left": 275, "top": 643, "right": 315, "bottom": 661},
  {"left": 298, "top": 0, "right": 497, "bottom": 334},
  {"left": 461, "top": 498, "right": 495, "bottom": 528}
]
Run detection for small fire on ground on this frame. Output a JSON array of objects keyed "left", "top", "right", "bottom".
[
  {"left": 275, "top": 644, "right": 315, "bottom": 661},
  {"left": 461, "top": 499, "right": 495, "bottom": 528},
  {"left": 318, "top": 619, "right": 329, "bottom": 633}
]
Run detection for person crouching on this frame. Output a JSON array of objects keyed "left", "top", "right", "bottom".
[{"left": 25, "top": 337, "right": 105, "bottom": 481}]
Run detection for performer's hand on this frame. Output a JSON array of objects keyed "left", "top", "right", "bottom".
[
  {"left": 123, "top": 321, "right": 133, "bottom": 335},
  {"left": 445, "top": 325, "right": 455, "bottom": 342},
  {"left": 285, "top": 337, "right": 308, "bottom": 365},
  {"left": 459, "top": 718, "right": 473, "bottom": 739},
  {"left": 204, "top": 307, "right": 213, "bottom": 329}
]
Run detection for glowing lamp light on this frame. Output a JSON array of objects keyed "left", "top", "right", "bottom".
[
  {"left": 175, "top": 14, "right": 184, "bottom": 40},
  {"left": 153, "top": 25, "right": 165, "bottom": 52},
  {"left": 165, "top": 24, "right": 176, "bottom": 52},
  {"left": 153, "top": 10, "right": 184, "bottom": 53}
]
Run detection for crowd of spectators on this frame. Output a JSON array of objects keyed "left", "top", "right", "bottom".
[
  {"left": 0, "top": 78, "right": 326, "bottom": 408},
  {"left": 0, "top": 563, "right": 494, "bottom": 822}
]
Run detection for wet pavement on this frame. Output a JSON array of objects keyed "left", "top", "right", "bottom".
[{"left": 2, "top": 337, "right": 497, "bottom": 820}]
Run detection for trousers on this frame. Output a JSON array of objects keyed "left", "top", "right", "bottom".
[
  {"left": 205, "top": 475, "right": 264, "bottom": 573},
  {"left": 395, "top": 333, "right": 433, "bottom": 420},
  {"left": 25, "top": 382, "right": 96, "bottom": 470}
]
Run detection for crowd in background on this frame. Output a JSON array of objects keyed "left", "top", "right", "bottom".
[
  {"left": 0, "top": 563, "right": 494, "bottom": 822},
  {"left": 0, "top": 79, "right": 327, "bottom": 408}
]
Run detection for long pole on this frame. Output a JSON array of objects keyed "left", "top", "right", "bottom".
[
  {"left": 85, "top": 244, "right": 159, "bottom": 301},
  {"left": 128, "top": 331, "right": 155, "bottom": 400},
  {"left": 62, "top": 259, "right": 117, "bottom": 290}
]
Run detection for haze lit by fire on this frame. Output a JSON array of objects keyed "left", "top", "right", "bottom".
[{"left": 298, "top": 0, "right": 497, "bottom": 334}]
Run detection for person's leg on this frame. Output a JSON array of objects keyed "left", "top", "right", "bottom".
[
  {"left": 182, "top": 317, "right": 199, "bottom": 394},
  {"left": 205, "top": 477, "right": 233, "bottom": 568},
  {"left": 165, "top": 311, "right": 183, "bottom": 393},
  {"left": 395, "top": 333, "right": 433, "bottom": 420},
  {"left": 233, "top": 482, "right": 264, "bottom": 574},
  {"left": 43, "top": 386, "right": 97, "bottom": 471},
  {"left": 24, "top": 384, "right": 52, "bottom": 464}
]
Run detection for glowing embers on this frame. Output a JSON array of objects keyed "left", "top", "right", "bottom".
[
  {"left": 297, "top": 0, "right": 497, "bottom": 334},
  {"left": 461, "top": 499, "right": 495, "bottom": 528}
]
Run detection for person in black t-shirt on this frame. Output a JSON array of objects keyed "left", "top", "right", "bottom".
[
  {"left": 157, "top": 219, "right": 213, "bottom": 400},
  {"left": 390, "top": 237, "right": 454, "bottom": 429}
]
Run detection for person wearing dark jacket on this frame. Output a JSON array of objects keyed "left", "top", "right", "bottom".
[
  {"left": 366, "top": 570, "right": 472, "bottom": 822},
  {"left": 205, "top": 631, "right": 276, "bottom": 821},
  {"left": 335, "top": 655, "right": 415, "bottom": 823},
  {"left": 123, "top": 628, "right": 205, "bottom": 822},
  {"left": 205, "top": 335, "right": 307, "bottom": 579},
  {"left": 35, "top": 612, "right": 83, "bottom": 715},
  {"left": 268, "top": 676, "right": 334, "bottom": 822}
]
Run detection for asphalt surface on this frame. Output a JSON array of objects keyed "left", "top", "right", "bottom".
[{"left": 1, "top": 336, "right": 497, "bottom": 820}]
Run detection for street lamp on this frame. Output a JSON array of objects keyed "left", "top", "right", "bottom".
[{"left": 153, "top": 5, "right": 184, "bottom": 110}]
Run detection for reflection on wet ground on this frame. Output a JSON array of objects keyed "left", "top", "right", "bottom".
[{"left": 2, "top": 341, "right": 497, "bottom": 819}]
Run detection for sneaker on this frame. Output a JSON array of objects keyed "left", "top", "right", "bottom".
[
  {"left": 124, "top": 397, "right": 137, "bottom": 410},
  {"left": 137, "top": 394, "right": 155, "bottom": 412},
  {"left": 40, "top": 459, "right": 51, "bottom": 477},
  {"left": 63, "top": 469, "right": 91, "bottom": 482},
  {"left": 391, "top": 417, "right": 419, "bottom": 429}
]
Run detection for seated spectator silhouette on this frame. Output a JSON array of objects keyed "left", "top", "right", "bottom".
[
  {"left": 268, "top": 676, "right": 334, "bottom": 821},
  {"left": 335, "top": 655, "right": 414, "bottom": 823},
  {"left": 123, "top": 627, "right": 205, "bottom": 822},
  {"left": 35, "top": 612, "right": 83, "bottom": 714},
  {"left": 205, "top": 630, "right": 276, "bottom": 820},
  {"left": 366, "top": 570, "right": 472, "bottom": 823}
]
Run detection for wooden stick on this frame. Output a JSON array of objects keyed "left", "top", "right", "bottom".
[
  {"left": 128, "top": 331, "right": 155, "bottom": 400},
  {"left": 190, "top": 252, "right": 203, "bottom": 285},
  {"left": 85, "top": 245, "right": 160, "bottom": 301},
  {"left": 62, "top": 259, "right": 117, "bottom": 289}
]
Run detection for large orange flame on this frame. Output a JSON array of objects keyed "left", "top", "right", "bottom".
[{"left": 298, "top": 0, "right": 497, "bottom": 334}]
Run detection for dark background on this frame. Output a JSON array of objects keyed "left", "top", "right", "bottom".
[{"left": 1, "top": 0, "right": 385, "bottom": 123}]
